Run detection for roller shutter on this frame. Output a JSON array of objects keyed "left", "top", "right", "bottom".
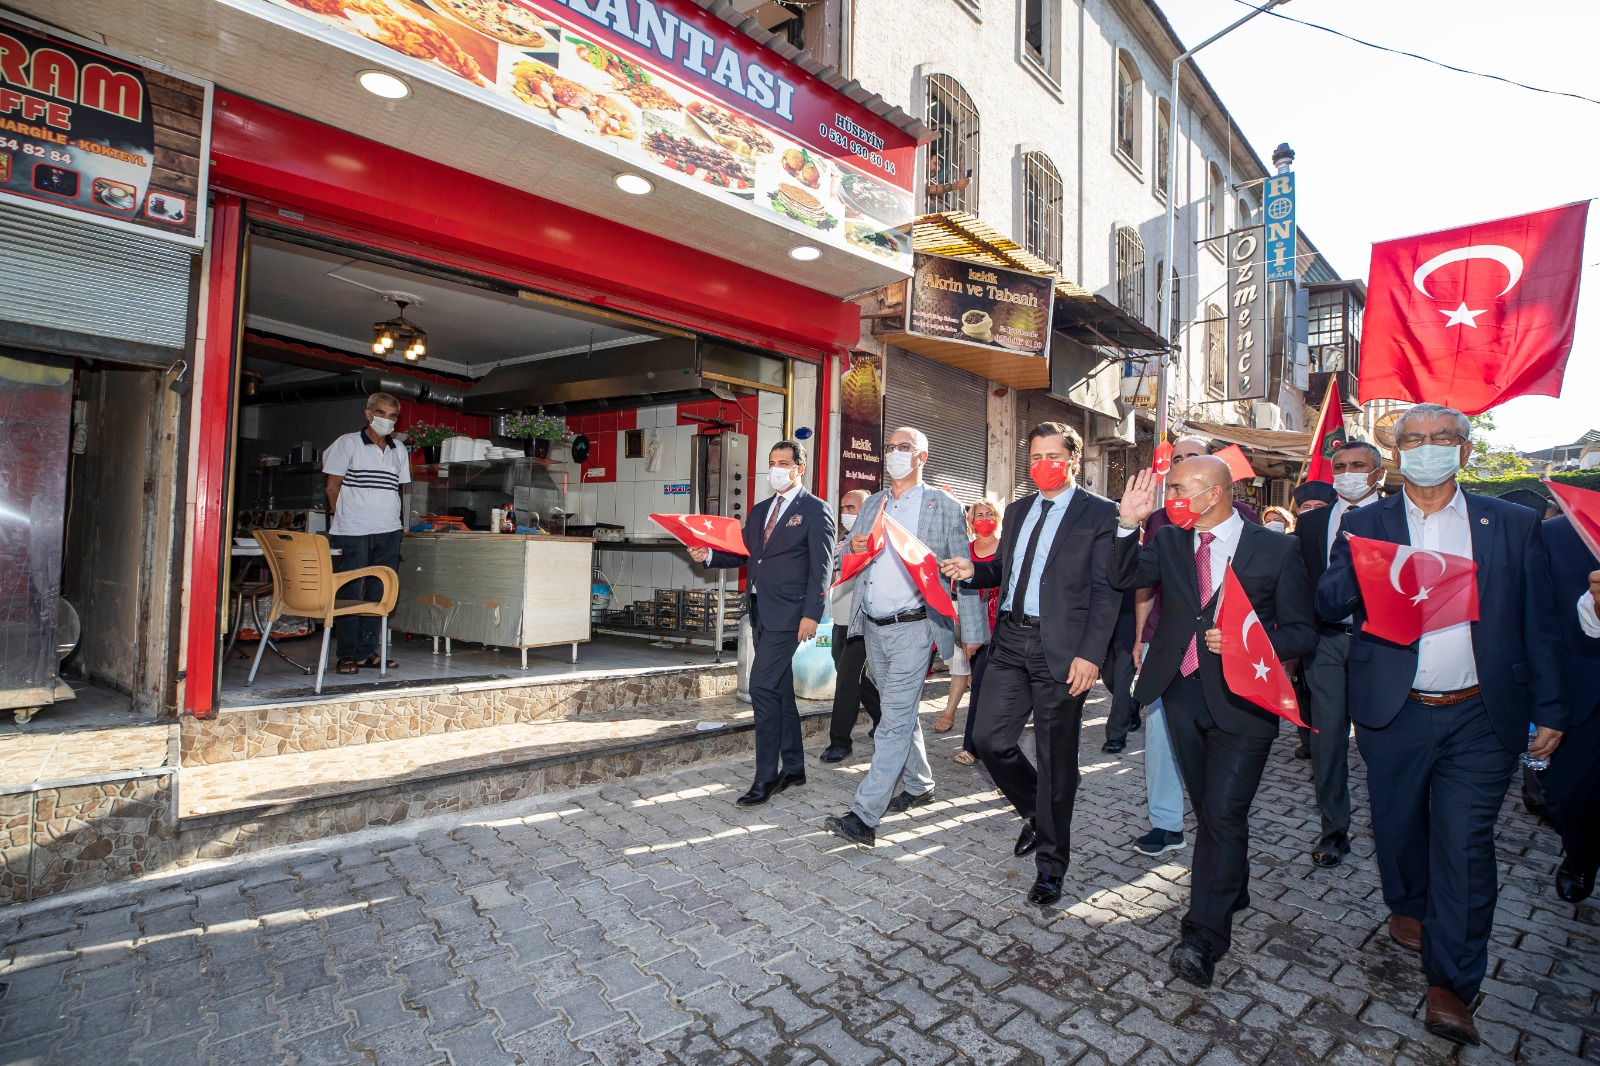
[
  {"left": 1013, "top": 391, "right": 1088, "bottom": 499},
  {"left": 883, "top": 349, "right": 988, "bottom": 504}
]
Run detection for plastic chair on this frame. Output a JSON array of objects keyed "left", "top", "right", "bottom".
[{"left": 248, "top": 530, "right": 398, "bottom": 695}]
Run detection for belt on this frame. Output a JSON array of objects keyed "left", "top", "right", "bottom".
[
  {"left": 1321, "top": 623, "right": 1355, "bottom": 635},
  {"left": 867, "top": 608, "right": 927, "bottom": 626},
  {"left": 1009, "top": 614, "right": 1042, "bottom": 629},
  {"left": 1408, "top": 685, "right": 1481, "bottom": 707}
]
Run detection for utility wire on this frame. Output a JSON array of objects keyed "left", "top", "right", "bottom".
[{"left": 1230, "top": 0, "right": 1600, "bottom": 107}]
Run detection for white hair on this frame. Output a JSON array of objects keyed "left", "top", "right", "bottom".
[
  {"left": 890, "top": 426, "right": 930, "bottom": 454},
  {"left": 366, "top": 391, "right": 400, "bottom": 411},
  {"left": 1393, "top": 403, "right": 1470, "bottom": 440}
]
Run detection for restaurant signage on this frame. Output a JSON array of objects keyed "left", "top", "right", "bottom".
[
  {"left": 1263, "top": 172, "right": 1296, "bottom": 282},
  {"left": 0, "top": 12, "right": 211, "bottom": 245},
  {"left": 240, "top": 0, "right": 917, "bottom": 267},
  {"left": 1226, "top": 225, "right": 1268, "bottom": 400},
  {"left": 838, "top": 351, "right": 884, "bottom": 497},
  {"left": 904, "top": 253, "right": 1055, "bottom": 358}
]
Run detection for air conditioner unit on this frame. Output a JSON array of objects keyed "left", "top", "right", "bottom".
[
  {"left": 1251, "top": 401, "right": 1284, "bottom": 431},
  {"left": 1092, "top": 411, "right": 1135, "bottom": 445}
]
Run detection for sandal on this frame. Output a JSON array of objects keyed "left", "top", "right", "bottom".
[
  {"left": 336, "top": 658, "right": 360, "bottom": 675},
  {"left": 359, "top": 655, "right": 398, "bottom": 669},
  {"left": 953, "top": 750, "right": 978, "bottom": 766},
  {"left": 932, "top": 709, "right": 956, "bottom": 733}
]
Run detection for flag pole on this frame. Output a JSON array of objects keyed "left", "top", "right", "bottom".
[{"left": 1297, "top": 376, "right": 1339, "bottom": 485}]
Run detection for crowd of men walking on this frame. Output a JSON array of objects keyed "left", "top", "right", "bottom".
[{"left": 687, "top": 404, "right": 1600, "bottom": 1049}]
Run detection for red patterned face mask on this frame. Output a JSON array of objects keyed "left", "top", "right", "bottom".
[
  {"left": 1164, "top": 489, "right": 1213, "bottom": 530},
  {"left": 972, "top": 517, "right": 998, "bottom": 537},
  {"left": 1030, "top": 460, "right": 1069, "bottom": 492}
]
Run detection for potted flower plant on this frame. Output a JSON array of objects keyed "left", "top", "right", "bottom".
[
  {"left": 503, "top": 408, "right": 568, "bottom": 459},
  {"left": 407, "top": 420, "right": 453, "bottom": 464}
]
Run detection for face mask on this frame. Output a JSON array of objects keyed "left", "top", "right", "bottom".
[
  {"left": 972, "top": 517, "right": 998, "bottom": 537},
  {"left": 1164, "top": 488, "right": 1212, "bottom": 531},
  {"left": 1399, "top": 444, "right": 1461, "bottom": 488},
  {"left": 767, "top": 465, "right": 795, "bottom": 492},
  {"left": 1264, "top": 520, "right": 1287, "bottom": 533},
  {"left": 840, "top": 512, "right": 857, "bottom": 532},
  {"left": 369, "top": 415, "right": 396, "bottom": 437},
  {"left": 1332, "top": 471, "right": 1376, "bottom": 502},
  {"left": 884, "top": 450, "right": 915, "bottom": 480},
  {"left": 1030, "top": 459, "right": 1069, "bottom": 492}
]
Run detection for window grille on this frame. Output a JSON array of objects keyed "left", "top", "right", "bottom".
[
  {"left": 1022, "top": 151, "right": 1064, "bottom": 270},
  {"left": 1116, "top": 56, "right": 1139, "bottom": 161},
  {"left": 926, "top": 75, "right": 980, "bottom": 214},
  {"left": 1115, "top": 226, "right": 1145, "bottom": 320},
  {"left": 1155, "top": 100, "right": 1171, "bottom": 197}
]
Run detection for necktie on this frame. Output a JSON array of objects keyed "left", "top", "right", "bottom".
[
  {"left": 762, "top": 496, "right": 784, "bottom": 546},
  {"left": 1008, "top": 499, "right": 1054, "bottom": 621},
  {"left": 1179, "top": 530, "right": 1216, "bottom": 676}
]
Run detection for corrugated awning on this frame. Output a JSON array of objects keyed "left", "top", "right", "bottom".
[{"left": 1181, "top": 420, "right": 1312, "bottom": 461}]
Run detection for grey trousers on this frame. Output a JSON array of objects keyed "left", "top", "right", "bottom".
[
  {"left": 851, "top": 617, "right": 935, "bottom": 828},
  {"left": 1303, "top": 628, "right": 1352, "bottom": 845}
]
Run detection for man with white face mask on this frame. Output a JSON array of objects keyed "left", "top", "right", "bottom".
[
  {"left": 323, "top": 391, "right": 410, "bottom": 675},
  {"left": 1289, "top": 439, "right": 1385, "bottom": 869},
  {"left": 1318, "top": 403, "right": 1566, "bottom": 1047}
]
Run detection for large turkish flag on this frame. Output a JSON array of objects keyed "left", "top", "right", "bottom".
[{"left": 1359, "top": 202, "right": 1588, "bottom": 415}]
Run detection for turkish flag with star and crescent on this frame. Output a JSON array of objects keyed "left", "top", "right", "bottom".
[
  {"left": 882, "top": 514, "right": 957, "bottom": 618},
  {"left": 1545, "top": 480, "right": 1600, "bottom": 561},
  {"left": 649, "top": 513, "right": 748, "bottom": 555},
  {"left": 1346, "top": 534, "right": 1480, "bottom": 645},
  {"left": 1215, "top": 565, "right": 1308, "bottom": 729},
  {"left": 1359, "top": 202, "right": 1589, "bottom": 415}
]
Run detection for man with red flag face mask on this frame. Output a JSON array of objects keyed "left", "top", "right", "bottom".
[{"left": 939, "top": 423, "right": 1120, "bottom": 907}]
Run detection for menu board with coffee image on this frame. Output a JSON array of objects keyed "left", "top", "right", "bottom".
[{"left": 904, "top": 253, "right": 1055, "bottom": 359}]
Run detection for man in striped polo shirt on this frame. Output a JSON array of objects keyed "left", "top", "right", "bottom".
[{"left": 323, "top": 391, "right": 410, "bottom": 674}]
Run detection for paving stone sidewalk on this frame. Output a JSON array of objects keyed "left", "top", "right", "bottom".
[{"left": 0, "top": 688, "right": 1594, "bottom": 1066}]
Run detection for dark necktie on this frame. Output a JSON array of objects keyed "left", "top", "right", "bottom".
[
  {"left": 762, "top": 496, "right": 784, "bottom": 546},
  {"left": 1009, "top": 499, "right": 1054, "bottom": 621}
]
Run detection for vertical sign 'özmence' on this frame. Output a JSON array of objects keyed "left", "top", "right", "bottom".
[{"left": 1227, "top": 225, "right": 1267, "bottom": 401}]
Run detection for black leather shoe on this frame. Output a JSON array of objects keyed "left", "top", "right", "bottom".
[
  {"left": 777, "top": 772, "right": 806, "bottom": 792},
  {"left": 824, "top": 812, "right": 875, "bottom": 847},
  {"left": 1128, "top": 713, "right": 1142, "bottom": 733},
  {"left": 1028, "top": 874, "right": 1063, "bottom": 906},
  {"left": 887, "top": 788, "right": 935, "bottom": 814},
  {"left": 1101, "top": 739, "right": 1126, "bottom": 754},
  {"left": 819, "top": 745, "right": 851, "bottom": 763},
  {"left": 1557, "top": 857, "right": 1596, "bottom": 903},
  {"left": 1170, "top": 935, "right": 1215, "bottom": 989},
  {"left": 1294, "top": 743, "right": 1311, "bottom": 760},
  {"left": 1311, "top": 832, "right": 1349, "bottom": 869},
  {"left": 736, "top": 780, "right": 780, "bottom": 806},
  {"left": 1014, "top": 818, "right": 1039, "bottom": 857}
]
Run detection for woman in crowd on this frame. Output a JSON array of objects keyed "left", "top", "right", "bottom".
[
  {"left": 1261, "top": 505, "right": 1295, "bottom": 533},
  {"left": 933, "top": 496, "right": 1002, "bottom": 765}
]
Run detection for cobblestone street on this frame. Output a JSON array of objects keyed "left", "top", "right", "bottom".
[{"left": 0, "top": 690, "right": 1593, "bottom": 1066}]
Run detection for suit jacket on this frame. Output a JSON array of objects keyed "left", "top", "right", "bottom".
[
  {"left": 1543, "top": 515, "right": 1600, "bottom": 728},
  {"left": 1111, "top": 521, "right": 1318, "bottom": 737},
  {"left": 966, "top": 488, "right": 1121, "bottom": 684},
  {"left": 1291, "top": 503, "right": 1335, "bottom": 592},
  {"left": 708, "top": 486, "right": 833, "bottom": 633},
  {"left": 847, "top": 484, "right": 986, "bottom": 660},
  {"left": 1316, "top": 489, "right": 1567, "bottom": 752}
]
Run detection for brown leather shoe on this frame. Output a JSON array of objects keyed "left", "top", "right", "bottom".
[
  {"left": 1388, "top": 913, "right": 1423, "bottom": 952},
  {"left": 1424, "top": 986, "right": 1480, "bottom": 1046}
]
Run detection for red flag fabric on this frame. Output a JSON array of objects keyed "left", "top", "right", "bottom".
[
  {"left": 1215, "top": 565, "right": 1308, "bottom": 729},
  {"left": 883, "top": 514, "right": 957, "bottom": 618},
  {"left": 649, "top": 513, "right": 747, "bottom": 555},
  {"left": 1359, "top": 202, "right": 1589, "bottom": 415},
  {"left": 1303, "top": 378, "right": 1347, "bottom": 483},
  {"left": 833, "top": 506, "right": 886, "bottom": 587},
  {"left": 1214, "top": 444, "right": 1256, "bottom": 483},
  {"left": 1152, "top": 439, "right": 1174, "bottom": 478},
  {"left": 1545, "top": 480, "right": 1600, "bottom": 562},
  {"left": 1347, "top": 534, "right": 1480, "bottom": 645}
]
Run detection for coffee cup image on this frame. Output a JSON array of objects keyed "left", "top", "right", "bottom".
[{"left": 960, "top": 309, "right": 994, "bottom": 343}]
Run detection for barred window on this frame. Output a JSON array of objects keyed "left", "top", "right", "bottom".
[
  {"left": 1154, "top": 98, "right": 1171, "bottom": 198},
  {"left": 1115, "top": 225, "right": 1145, "bottom": 320},
  {"left": 1022, "top": 151, "right": 1064, "bottom": 270},
  {"left": 1155, "top": 261, "right": 1180, "bottom": 340},
  {"left": 1205, "top": 302, "right": 1226, "bottom": 396},
  {"left": 1115, "top": 54, "right": 1141, "bottom": 164},
  {"left": 1207, "top": 163, "right": 1226, "bottom": 240},
  {"left": 926, "top": 75, "right": 980, "bottom": 214}
]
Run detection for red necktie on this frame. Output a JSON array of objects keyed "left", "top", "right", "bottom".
[{"left": 1180, "top": 531, "right": 1216, "bottom": 676}]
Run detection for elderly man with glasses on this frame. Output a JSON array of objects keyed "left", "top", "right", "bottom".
[{"left": 1318, "top": 403, "right": 1566, "bottom": 1047}]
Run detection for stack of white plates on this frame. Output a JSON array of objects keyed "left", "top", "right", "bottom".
[
  {"left": 472, "top": 439, "right": 491, "bottom": 460},
  {"left": 440, "top": 436, "right": 474, "bottom": 463},
  {"left": 486, "top": 446, "right": 522, "bottom": 459}
]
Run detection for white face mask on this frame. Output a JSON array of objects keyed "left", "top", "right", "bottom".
[
  {"left": 1399, "top": 444, "right": 1461, "bottom": 488},
  {"left": 767, "top": 465, "right": 796, "bottom": 492},
  {"left": 1332, "top": 470, "right": 1376, "bottom": 502},
  {"left": 369, "top": 415, "right": 396, "bottom": 437},
  {"left": 1264, "top": 520, "right": 1286, "bottom": 533},
  {"left": 884, "top": 450, "right": 915, "bottom": 481},
  {"left": 839, "top": 512, "right": 857, "bottom": 532}
]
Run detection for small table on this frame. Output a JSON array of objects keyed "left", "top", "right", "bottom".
[{"left": 226, "top": 545, "right": 342, "bottom": 673}]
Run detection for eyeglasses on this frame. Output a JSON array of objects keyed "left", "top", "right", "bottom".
[
  {"left": 885, "top": 442, "right": 919, "bottom": 453},
  {"left": 1395, "top": 432, "right": 1465, "bottom": 449}
]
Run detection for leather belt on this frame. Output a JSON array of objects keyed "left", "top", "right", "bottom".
[
  {"left": 1321, "top": 623, "right": 1355, "bottom": 635},
  {"left": 1010, "top": 614, "right": 1042, "bottom": 629},
  {"left": 1408, "top": 685, "right": 1481, "bottom": 707},
  {"left": 868, "top": 608, "right": 927, "bottom": 626}
]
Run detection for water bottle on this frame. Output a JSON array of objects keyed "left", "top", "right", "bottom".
[{"left": 1520, "top": 724, "right": 1550, "bottom": 772}]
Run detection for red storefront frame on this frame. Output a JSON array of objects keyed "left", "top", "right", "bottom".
[{"left": 184, "top": 95, "right": 849, "bottom": 715}]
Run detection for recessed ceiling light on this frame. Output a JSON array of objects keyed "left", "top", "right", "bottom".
[
  {"left": 614, "top": 173, "right": 653, "bottom": 195},
  {"left": 789, "top": 245, "right": 821, "bottom": 262},
  {"left": 357, "top": 70, "right": 411, "bottom": 100}
]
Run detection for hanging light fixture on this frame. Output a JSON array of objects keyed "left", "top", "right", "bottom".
[{"left": 371, "top": 293, "right": 428, "bottom": 362}]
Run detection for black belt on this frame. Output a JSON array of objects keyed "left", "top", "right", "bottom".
[
  {"left": 867, "top": 608, "right": 927, "bottom": 626},
  {"left": 1009, "top": 614, "right": 1042, "bottom": 629},
  {"left": 1321, "top": 623, "right": 1355, "bottom": 635}
]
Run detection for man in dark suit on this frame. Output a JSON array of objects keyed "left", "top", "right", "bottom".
[
  {"left": 691, "top": 440, "right": 834, "bottom": 806},
  {"left": 1290, "top": 440, "right": 1385, "bottom": 868},
  {"left": 939, "top": 422, "right": 1120, "bottom": 906},
  {"left": 1111, "top": 456, "right": 1317, "bottom": 989},
  {"left": 1318, "top": 404, "right": 1566, "bottom": 1046},
  {"left": 1539, "top": 515, "right": 1600, "bottom": 902}
]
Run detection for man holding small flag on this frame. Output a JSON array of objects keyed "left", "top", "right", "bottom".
[{"left": 1317, "top": 403, "right": 1566, "bottom": 1047}]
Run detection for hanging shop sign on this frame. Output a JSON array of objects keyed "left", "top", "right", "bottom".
[
  {"left": 904, "top": 253, "right": 1055, "bottom": 358},
  {"left": 1263, "top": 172, "right": 1296, "bottom": 282},
  {"left": 838, "top": 350, "right": 884, "bottom": 497},
  {"left": 240, "top": 0, "right": 917, "bottom": 267},
  {"left": 0, "top": 12, "right": 211, "bottom": 246},
  {"left": 1226, "top": 225, "right": 1267, "bottom": 401},
  {"left": 1120, "top": 355, "right": 1159, "bottom": 409}
]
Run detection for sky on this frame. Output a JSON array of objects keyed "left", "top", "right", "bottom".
[{"left": 1160, "top": 0, "right": 1599, "bottom": 452}]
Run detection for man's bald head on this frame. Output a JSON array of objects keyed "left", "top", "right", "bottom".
[
  {"left": 1166, "top": 455, "right": 1233, "bottom": 528},
  {"left": 840, "top": 489, "right": 869, "bottom": 514}
]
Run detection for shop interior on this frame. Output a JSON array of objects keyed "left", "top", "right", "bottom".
[{"left": 219, "top": 229, "right": 789, "bottom": 705}]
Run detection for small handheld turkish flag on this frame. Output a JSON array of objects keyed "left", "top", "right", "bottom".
[
  {"left": 1214, "top": 444, "right": 1256, "bottom": 483},
  {"left": 649, "top": 513, "right": 747, "bottom": 555},
  {"left": 883, "top": 514, "right": 957, "bottom": 618},
  {"left": 1303, "top": 378, "right": 1348, "bottom": 484},
  {"left": 1359, "top": 201, "right": 1589, "bottom": 415},
  {"left": 1152, "top": 439, "right": 1174, "bottom": 478},
  {"left": 1347, "top": 534, "right": 1480, "bottom": 645},
  {"left": 1545, "top": 480, "right": 1600, "bottom": 562},
  {"left": 1215, "top": 565, "right": 1308, "bottom": 729},
  {"left": 834, "top": 506, "right": 886, "bottom": 587}
]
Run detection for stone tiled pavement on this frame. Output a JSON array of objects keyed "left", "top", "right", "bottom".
[{"left": 0, "top": 688, "right": 1595, "bottom": 1066}]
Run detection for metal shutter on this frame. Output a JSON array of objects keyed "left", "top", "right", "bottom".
[
  {"left": 1013, "top": 391, "right": 1087, "bottom": 499},
  {"left": 883, "top": 349, "right": 988, "bottom": 504},
  {"left": 0, "top": 201, "right": 195, "bottom": 353}
]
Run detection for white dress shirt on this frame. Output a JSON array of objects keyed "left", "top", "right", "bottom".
[
  {"left": 1580, "top": 591, "right": 1600, "bottom": 639},
  {"left": 1404, "top": 486, "right": 1478, "bottom": 691},
  {"left": 1194, "top": 511, "right": 1245, "bottom": 600},
  {"left": 1327, "top": 491, "right": 1379, "bottom": 624}
]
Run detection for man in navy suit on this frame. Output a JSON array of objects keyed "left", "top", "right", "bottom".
[
  {"left": 1540, "top": 514, "right": 1600, "bottom": 902},
  {"left": 691, "top": 440, "right": 834, "bottom": 806},
  {"left": 1318, "top": 404, "right": 1566, "bottom": 1047}
]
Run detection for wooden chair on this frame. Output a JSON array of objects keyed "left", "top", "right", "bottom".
[{"left": 248, "top": 530, "right": 398, "bottom": 695}]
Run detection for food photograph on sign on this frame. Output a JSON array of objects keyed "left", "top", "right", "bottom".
[
  {"left": 266, "top": 0, "right": 913, "bottom": 267},
  {"left": 905, "top": 254, "right": 1055, "bottom": 357}
]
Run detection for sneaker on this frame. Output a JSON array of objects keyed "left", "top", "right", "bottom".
[{"left": 1133, "top": 828, "right": 1186, "bottom": 856}]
